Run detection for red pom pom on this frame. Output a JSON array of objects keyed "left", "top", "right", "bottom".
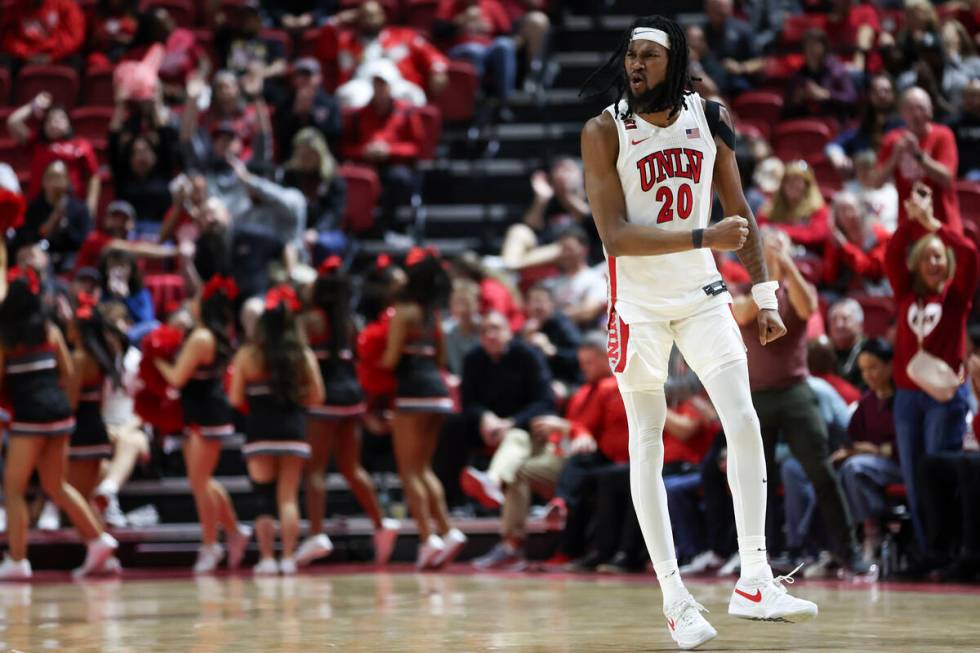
[
  {"left": 0, "top": 188, "right": 26, "bottom": 233},
  {"left": 135, "top": 325, "right": 185, "bottom": 432},
  {"left": 356, "top": 311, "right": 397, "bottom": 397}
]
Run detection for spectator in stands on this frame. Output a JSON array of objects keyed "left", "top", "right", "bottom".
[
  {"left": 215, "top": 0, "right": 288, "bottom": 82},
  {"left": 826, "top": 74, "right": 902, "bottom": 178},
  {"left": 847, "top": 150, "right": 898, "bottom": 233},
  {"left": 950, "top": 78, "right": 980, "bottom": 181},
  {"left": 502, "top": 158, "right": 593, "bottom": 271},
  {"left": 880, "top": 0, "right": 940, "bottom": 78},
  {"left": 895, "top": 28, "right": 978, "bottom": 120},
  {"left": 0, "top": 0, "right": 85, "bottom": 68},
  {"left": 264, "top": 0, "right": 337, "bottom": 32},
  {"left": 884, "top": 182, "right": 977, "bottom": 552},
  {"left": 758, "top": 160, "right": 830, "bottom": 252},
  {"left": 437, "top": 0, "right": 519, "bottom": 118},
  {"left": 734, "top": 228, "right": 870, "bottom": 574},
  {"left": 745, "top": 157, "right": 783, "bottom": 216},
  {"left": 281, "top": 128, "right": 347, "bottom": 261},
  {"left": 826, "top": 0, "right": 879, "bottom": 61},
  {"left": 521, "top": 283, "right": 582, "bottom": 392},
  {"left": 828, "top": 297, "right": 868, "bottom": 390},
  {"left": 451, "top": 251, "right": 525, "bottom": 332},
  {"left": 702, "top": 0, "right": 764, "bottom": 95},
  {"left": 783, "top": 28, "right": 857, "bottom": 122},
  {"left": 435, "top": 310, "right": 553, "bottom": 508},
  {"left": 939, "top": 19, "right": 980, "bottom": 103},
  {"left": 874, "top": 87, "right": 962, "bottom": 234},
  {"left": 742, "top": 0, "right": 799, "bottom": 55},
  {"left": 127, "top": 7, "right": 210, "bottom": 103},
  {"left": 834, "top": 338, "right": 902, "bottom": 564},
  {"left": 318, "top": 1, "right": 448, "bottom": 108},
  {"left": 823, "top": 191, "right": 891, "bottom": 296},
  {"left": 274, "top": 58, "right": 342, "bottom": 162},
  {"left": 17, "top": 160, "right": 91, "bottom": 274},
  {"left": 547, "top": 226, "right": 606, "bottom": 329},
  {"left": 807, "top": 335, "right": 862, "bottom": 406},
  {"left": 686, "top": 24, "right": 724, "bottom": 98},
  {"left": 493, "top": 0, "right": 552, "bottom": 92},
  {"left": 341, "top": 60, "right": 424, "bottom": 235},
  {"left": 97, "top": 249, "right": 158, "bottom": 344},
  {"left": 86, "top": 0, "right": 139, "bottom": 67},
  {"left": 443, "top": 279, "right": 481, "bottom": 377},
  {"left": 7, "top": 93, "right": 101, "bottom": 217}
]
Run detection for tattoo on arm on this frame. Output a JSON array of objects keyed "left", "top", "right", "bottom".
[{"left": 737, "top": 212, "right": 769, "bottom": 285}]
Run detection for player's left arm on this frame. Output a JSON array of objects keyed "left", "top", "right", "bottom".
[{"left": 710, "top": 103, "right": 787, "bottom": 345}]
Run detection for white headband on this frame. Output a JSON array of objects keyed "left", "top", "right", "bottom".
[{"left": 631, "top": 27, "right": 670, "bottom": 50}]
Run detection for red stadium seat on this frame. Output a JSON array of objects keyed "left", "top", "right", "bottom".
[
  {"left": 852, "top": 294, "right": 896, "bottom": 339},
  {"left": 298, "top": 28, "right": 320, "bottom": 59},
  {"left": 96, "top": 171, "right": 114, "bottom": 225},
  {"left": 810, "top": 154, "right": 842, "bottom": 193},
  {"left": 144, "top": 274, "right": 187, "bottom": 319},
  {"left": 83, "top": 66, "right": 116, "bottom": 107},
  {"left": 339, "top": 163, "right": 381, "bottom": 234},
  {"left": 70, "top": 107, "right": 115, "bottom": 142},
  {"left": 417, "top": 104, "right": 442, "bottom": 161},
  {"left": 736, "top": 120, "right": 769, "bottom": 141},
  {"left": 405, "top": 0, "right": 440, "bottom": 35},
  {"left": 732, "top": 90, "right": 784, "bottom": 127},
  {"left": 956, "top": 182, "right": 980, "bottom": 226},
  {"left": 779, "top": 13, "right": 827, "bottom": 48},
  {"left": 772, "top": 119, "right": 832, "bottom": 162},
  {"left": 0, "top": 139, "right": 32, "bottom": 175},
  {"left": 15, "top": 65, "right": 80, "bottom": 109},
  {"left": 0, "top": 68, "right": 9, "bottom": 105},
  {"left": 143, "top": 0, "right": 196, "bottom": 28},
  {"left": 433, "top": 61, "right": 478, "bottom": 122}
]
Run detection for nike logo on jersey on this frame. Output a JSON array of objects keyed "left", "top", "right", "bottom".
[
  {"left": 734, "top": 588, "right": 763, "bottom": 603},
  {"left": 631, "top": 137, "right": 650, "bottom": 145},
  {"left": 636, "top": 147, "right": 705, "bottom": 191}
]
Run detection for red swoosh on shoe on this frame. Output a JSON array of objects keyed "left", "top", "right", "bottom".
[
  {"left": 666, "top": 618, "right": 675, "bottom": 631},
  {"left": 734, "top": 588, "right": 763, "bottom": 603}
]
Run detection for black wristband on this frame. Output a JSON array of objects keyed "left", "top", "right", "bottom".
[{"left": 692, "top": 228, "right": 705, "bottom": 249}]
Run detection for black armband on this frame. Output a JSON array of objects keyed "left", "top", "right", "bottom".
[{"left": 692, "top": 228, "right": 705, "bottom": 249}]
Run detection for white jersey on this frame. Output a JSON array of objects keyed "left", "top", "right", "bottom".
[{"left": 603, "top": 93, "right": 730, "bottom": 324}]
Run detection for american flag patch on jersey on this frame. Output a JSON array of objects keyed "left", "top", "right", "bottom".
[{"left": 686, "top": 127, "right": 700, "bottom": 139}]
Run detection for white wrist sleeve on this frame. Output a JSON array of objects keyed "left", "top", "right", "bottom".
[{"left": 751, "top": 281, "right": 779, "bottom": 311}]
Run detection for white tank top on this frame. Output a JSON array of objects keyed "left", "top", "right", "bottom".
[{"left": 603, "top": 93, "right": 731, "bottom": 323}]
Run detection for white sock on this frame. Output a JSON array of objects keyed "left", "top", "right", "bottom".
[
  {"left": 738, "top": 535, "right": 771, "bottom": 579},
  {"left": 654, "top": 559, "right": 687, "bottom": 606},
  {"left": 96, "top": 479, "right": 119, "bottom": 496}
]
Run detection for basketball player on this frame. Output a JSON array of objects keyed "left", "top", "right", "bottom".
[{"left": 581, "top": 16, "right": 817, "bottom": 650}]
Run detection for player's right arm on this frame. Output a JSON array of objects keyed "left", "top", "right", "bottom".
[{"left": 581, "top": 113, "right": 747, "bottom": 257}]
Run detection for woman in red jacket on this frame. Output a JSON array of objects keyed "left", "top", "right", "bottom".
[{"left": 884, "top": 181, "right": 978, "bottom": 551}]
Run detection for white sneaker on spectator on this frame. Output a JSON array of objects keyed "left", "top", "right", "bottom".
[
  {"left": 472, "top": 541, "right": 526, "bottom": 571},
  {"left": 101, "top": 557, "right": 123, "bottom": 576},
  {"left": 729, "top": 564, "right": 818, "bottom": 622},
  {"left": 0, "top": 555, "right": 32, "bottom": 581},
  {"left": 226, "top": 525, "right": 253, "bottom": 569},
  {"left": 717, "top": 553, "right": 740, "bottom": 577},
  {"left": 680, "top": 551, "right": 725, "bottom": 575},
  {"left": 416, "top": 534, "right": 446, "bottom": 570},
  {"left": 38, "top": 501, "right": 60, "bottom": 531},
  {"left": 296, "top": 534, "right": 334, "bottom": 567},
  {"left": 432, "top": 528, "right": 467, "bottom": 568},
  {"left": 279, "top": 557, "right": 298, "bottom": 576},
  {"left": 253, "top": 557, "right": 279, "bottom": 576},
  {"left": 193, "top": 543, "right": 225, "bottom": 575},
  {"left": 803, "top": 551, "right": 835, "bottom": 579},
  {"left": 373, "top": 518, "right": 400, "bottom": 565},
  {"left": 460, "top": 467, "right": 503, "bottom": 510},
  {"left": 664, "top": 592, "right": 717, "bottom": 650},
  {"left": 73, "top": 533, "right": 119, "bottom": 579}
]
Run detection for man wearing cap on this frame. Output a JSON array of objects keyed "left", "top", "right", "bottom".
[
  {"left": 316, "top": 0, "right": 448, "bottom": 108},
  {"left": 275, "top": 58, "right": 342, "bottom": 162},
  {"left": 72, "top": 200, "right": 179, "bottom": 274}
]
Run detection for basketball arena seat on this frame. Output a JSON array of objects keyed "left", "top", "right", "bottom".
[
  {"left": 779, "top": 13, "right": 827, "bottom": 49},
  {"left": 83, "top": 66, "right": 116, "bottom": 107},
  {"left": 298, "top": 28, "right": 320, "bottom": 58},
  {"left": 852, "top": 294, "right": 897, "bottom": 339},
  {"left": 956, "top": 181, "right": 980, "bottom": 224},
  {"left": 0, "top": 139, "right": 31, "bottom": 176},
  {"left": 772, "top": 119, "right": 833, "bottom": 162},
  {"left": 339, "top": 163, "right": 381, "bottom": 234},
  {"left": 0, "top": 68, "right": 9, "bottom": 105},
  {"left": 70, "top": 106, "right": 115, "bottom": 141},
  {"left": 14, "top": 65, "right": 80, "bottom": 109},
  {"left": 433, "top": 61, "right": 478, "bottom": 123},
  {"left": 732, "top": 90, "right": 784, "bottom": 127},
  {"left": 417, "top": 104, "right": 442, "bottom": 161},
  {"left": 810, "top": 154, "right": 842, "bottom": 193},
  {"left": 143, "top": 0, "right": 197, "bottom": 28},
  {"left": 405, "top": 0, "right": 440, "bottom": 35}
]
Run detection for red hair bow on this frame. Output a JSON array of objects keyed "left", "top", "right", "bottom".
[
  {"left": 202, "top": 275, "right": 238, "bottom": 301},
  {"left": 265, "top": 284, "right": 301, "bottom": 312},
  {"left": 405, "top": 245, "right": 440, "bottom": 267},
  {"left": 76, "top": 291, "right": 98, "bottom": 320},
  {"left": 317, "top": 255, "right": 342, "bottom": 276},
  {"left": 7, "top": 266, "right": 40, "bottom": 295},
  {"left": 376, "top": 254, "right": 391, "bottom": 270}
]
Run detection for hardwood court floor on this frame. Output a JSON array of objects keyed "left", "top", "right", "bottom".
[{"left": 0, "top": 567, "right": 977, "bottom": 653}]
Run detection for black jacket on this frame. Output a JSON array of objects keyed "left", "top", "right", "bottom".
[{"left": 461, "top": 339, "right": 554, "bottom": 430}]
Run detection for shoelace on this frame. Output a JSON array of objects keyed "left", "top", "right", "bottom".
[
  {"left": 669, "top": 596, "right": 710, "bottom": 627},
  {"left": 769, "top": 562, "right": 805, "bottom": 595}
]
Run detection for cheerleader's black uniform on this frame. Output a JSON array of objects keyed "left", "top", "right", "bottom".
[
  {"left": 394, "top": 316, "right": 454, "bottom": 414},
  {"left": 180, "top": 359, "right": 235, "bottom": 439},
  {"left": 3, "top": 344, "right": 75, "bottom": 437},
  {"left": 308, "top": 325, "right": 366, "bottom": 420},
  {"left": 70, "top": 379, "right": 113, "bottom": 459},
  {"left": 241, "top": 380, "right": 312, "bottom": 458}
]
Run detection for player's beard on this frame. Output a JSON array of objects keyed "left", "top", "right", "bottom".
[{"left": 626, "top": 78, "right": 673, "bottom": 115}]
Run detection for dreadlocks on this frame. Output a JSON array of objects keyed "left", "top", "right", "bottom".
[{"left": 581, "top": 15, "right": 693, "bottom": 120}]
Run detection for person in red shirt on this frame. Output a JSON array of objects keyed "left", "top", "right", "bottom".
[
  {"left": 84, "top": 0, "right": 139, "bottom": 68},
  {"left": 342, "top": 61, "right": 424, "bottom": 235},
  {"left": 316, "top": 0, "right": 448, "bottom": 109},
  {"left": 437, "top": 0, "right": 519, "bottom": 117},
  {"left": 884, "top": 181, "right": 977, "bottom": 551},
  {"left": 874, "top": 87, "right": 962, "bottom": 233},
  {"left": 822, "top": 191, "right": 891, "bottom": 295},
  {"left": 6, "top": 92, "right": 100, "bottom": 217},
  {"left": 757, "top": 160, "right": 830, "bottom": 254},
  {"left": 0, "top": 0, "right": 85, "bottom": 65}
]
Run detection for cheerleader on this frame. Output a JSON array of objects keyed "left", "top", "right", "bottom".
[
  {"left": 382, "top": 247, "right": 467, "bottom": 569},
  {"left": 229, "top": 284, "right": 325, "bottom": 575},
  {"left": 155, "top": 276, "right": 251, "bottom": 574},
  {"left": 295, "top": 256, "right": 400, "bottom": 567},
  {"left": 0, "top": 265, "right": 117, "bottom": 579}
]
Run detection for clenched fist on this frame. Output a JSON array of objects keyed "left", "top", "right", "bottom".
[{"left": 705, "top": 216, "right": 749, "bottom": 251}]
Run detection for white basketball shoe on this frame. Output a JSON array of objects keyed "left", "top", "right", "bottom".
[
  {"left": 728, "top": 563, "right": 818, "bottom": 622},
  {"left": 664, "top": 593, "right": 717, "bottom": 650}
]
